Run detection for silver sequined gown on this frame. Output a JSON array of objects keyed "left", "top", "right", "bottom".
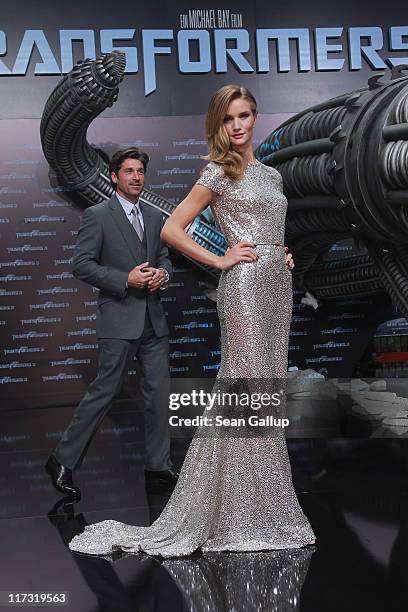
[
  {"left": 69, "top": 160, "right": 316, "bottom": 558},
  {"left": 162, "top": 548, "right": 314, "bottom": 611}
]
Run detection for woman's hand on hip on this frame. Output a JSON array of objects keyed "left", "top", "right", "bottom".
[
  {"left": 218, "top": 242, "right": 258, "bottom": 271},
  {"left": 285, "top": 247, "right": 295, "bottom": 269}
]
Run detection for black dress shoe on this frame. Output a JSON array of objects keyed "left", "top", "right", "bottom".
[
  {"left": 47, "top": 498, "right": 76, "bottom": 527},
  {"left": 144, "top": 468, "right": 179, "bottom": 490},
  {"left": 45, "top": 455, "right": 81, "bottom": 499}
]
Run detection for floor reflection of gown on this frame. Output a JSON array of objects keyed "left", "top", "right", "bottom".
[
  {"left": 162, "top": 548, "right": 314, "bottom": 612},
  {"left": 69, "top": 160, "right": 316, "bottom": 558}
]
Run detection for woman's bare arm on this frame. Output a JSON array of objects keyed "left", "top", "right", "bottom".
[{"left": 161, "top": 185, "right": 256, "bottom": 271}]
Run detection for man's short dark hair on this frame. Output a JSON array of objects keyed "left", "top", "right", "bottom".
[{"left": 109, "top": 148, "right": 150, "bottom": 176}]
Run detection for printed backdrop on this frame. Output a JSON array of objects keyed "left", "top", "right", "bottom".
[{"left": 0, "top": 0, "right": 405, "bottom": 408}]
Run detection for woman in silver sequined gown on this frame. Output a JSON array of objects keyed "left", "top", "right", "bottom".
[{"left": 69, "top": 86, "right": 315, "bottom": 558}]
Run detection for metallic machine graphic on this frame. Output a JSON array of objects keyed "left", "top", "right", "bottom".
[
  {"left": 40, "top": 52, "right": 408, "bottom": 314},
  {"left": 256, "top": 66, "right": 408, "bottom": 315},
  {"left": 40, "top": 50, "right": 225, "bottom": 280}
]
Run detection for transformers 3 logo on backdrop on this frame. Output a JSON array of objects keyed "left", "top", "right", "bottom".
[{"left": 1, "top": 26, "right": 408, "bottom": 93}]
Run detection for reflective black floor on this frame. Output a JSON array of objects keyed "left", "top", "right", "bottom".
[{"left": 1, "top": 403, "right": 408, "bottom": 611}]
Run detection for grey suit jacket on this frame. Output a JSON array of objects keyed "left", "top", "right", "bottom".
[{"left": 72, "top": 195, "right": 172, "bottom": 339}]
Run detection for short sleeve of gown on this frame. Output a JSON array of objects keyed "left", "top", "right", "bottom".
[
  {"left": 196, "top": 162, "right": 228, "bottom": 195},
  {"left": 269, "top": 166, "right": 284, "bottom": 192}
]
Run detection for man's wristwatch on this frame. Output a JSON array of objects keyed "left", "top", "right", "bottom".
[{"left": 158, "top": 268, "right": 170, "bottom": 289}]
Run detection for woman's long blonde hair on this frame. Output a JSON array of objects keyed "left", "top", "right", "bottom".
[{"left": 205, "top": 84, "right": 257, "bottom": 180}]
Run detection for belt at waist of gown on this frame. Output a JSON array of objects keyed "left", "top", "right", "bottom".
[
  {"left": 256, "top": 242, "right": 285, "bottom": 246},
  {"left": 228, "top": 242, "right": 285, "bottom": 248}
]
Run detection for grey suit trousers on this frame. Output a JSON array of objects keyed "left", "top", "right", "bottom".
[{"left": 54, "top": 311, "right": 172, "bottom": 471}]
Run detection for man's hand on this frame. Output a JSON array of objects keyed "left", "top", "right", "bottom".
[
  {"left": 127, "top": 262, "right": 154, "bottom": 288},
  {"left": 143, "top": 266, "right": 167, "bottom": 292}
]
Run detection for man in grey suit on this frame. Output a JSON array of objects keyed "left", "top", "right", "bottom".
[{"left": 46, "top": 148, "right": 177, "bottom": 497}]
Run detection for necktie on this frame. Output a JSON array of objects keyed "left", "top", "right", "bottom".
[{"left": 131, "top": 206, "right": 144, "bottom": 241}]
